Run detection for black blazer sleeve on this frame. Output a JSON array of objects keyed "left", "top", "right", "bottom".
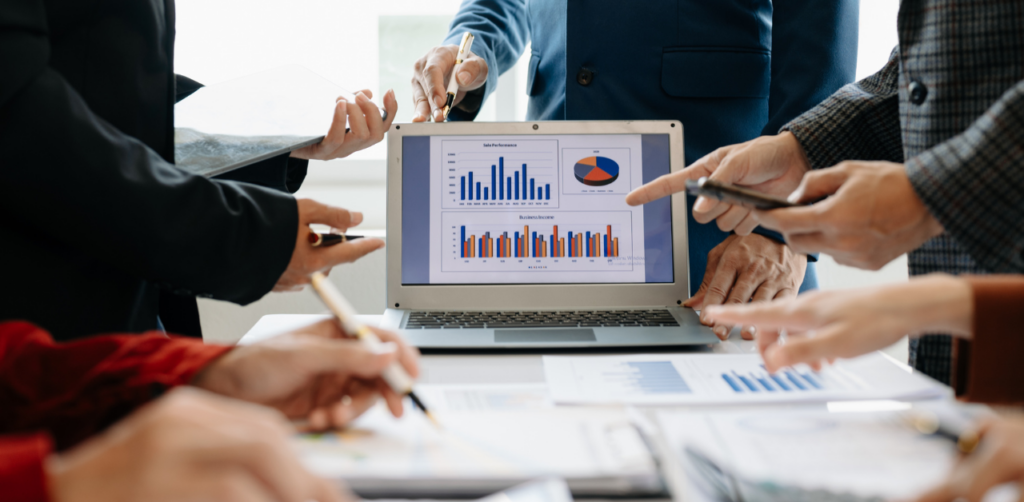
[{"left": 0, "top": 1, "right": 297, "bottom": 305}]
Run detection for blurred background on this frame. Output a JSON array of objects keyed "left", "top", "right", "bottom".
[{"left": 176, "top": 0, "right": 909, "bottom": 359}]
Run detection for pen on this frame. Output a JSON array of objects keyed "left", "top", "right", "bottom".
[
  {"left": 308, "top": 232, "right": 363, "bottom": 247},
  {"left": 308, "top": 272, "right": 440, "bottom": 428},
  {"left": 442, "top": 32, "right": 475, "bottom": 120},
  {"left": 905, "top": 410, "right": 981, "bottom": 454}
]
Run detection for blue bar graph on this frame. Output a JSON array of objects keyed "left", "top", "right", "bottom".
[
  {"left": 457, "top": 157, "right": 550, "bottom": 202},
  {"left": 723, "top": 366, "right": 828, "bottom": 393},
  {"left": 514, "top": 231, "right": 520, "bottom": 257},
  {"left": 622, "top": 362, "right": 692, "bottom": 394},
  {"left": 586, "top": 231, "right": 591, "bottom": 257},
  {"left": 461, "top": 226, "right": 466, "bottom": 258},
  {"left": 476, "top": 182, "right": 481, "bottom": 200}
]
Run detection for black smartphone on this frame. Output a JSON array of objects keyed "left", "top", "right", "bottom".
[{"left": 685, "top": 177, "right": 797, "bottom": 210}]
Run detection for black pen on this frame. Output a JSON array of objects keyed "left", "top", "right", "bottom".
[
  {"left": 308, "top": 232, "right": 364, "bottom": 247},
  {"left": 905, "top": 410, "right": 981, "bottom": 454}
]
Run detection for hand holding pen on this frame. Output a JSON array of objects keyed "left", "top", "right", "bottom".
[
  {"left": 274, "top": 200, "right": 385, "bottom": 292},
  {"left": 309, "top": 272, "right": 440, "bottom": 428},
  {"left": 411, "top": 32, "right": 484, "bottom": 122}
]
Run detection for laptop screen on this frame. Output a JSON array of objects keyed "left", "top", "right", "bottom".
[{"left": 401, "top": 133, "right": 674, "bottom": 285}]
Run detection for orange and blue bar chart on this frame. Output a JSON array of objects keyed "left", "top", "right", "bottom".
[{"left": 460, "top": 224, "right": 620, "bottom": 258}]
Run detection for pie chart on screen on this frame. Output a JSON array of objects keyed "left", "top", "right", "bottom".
[{"left": 573, "top": 156, "right": 619, "bottom": 187}]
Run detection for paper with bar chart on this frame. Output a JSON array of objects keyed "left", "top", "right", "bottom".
[
  {"left": 442, "top": 140, "right": 559, "bottom": 208},
  {"left": 427, "top": 134, "right": 649, "bottom": 284},
  {"left": 542, "top": 352, "right": 949, "bottom": 405}
]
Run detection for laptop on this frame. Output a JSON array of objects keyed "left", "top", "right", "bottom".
[{"left": 381, "top": 120, "right": 717, "bottom": 349}]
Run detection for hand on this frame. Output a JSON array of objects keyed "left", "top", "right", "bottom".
[
  {"left": 275, "top": 199, "right": 385, "bottom": 292},
  {"left": 626, "top": 132, "right": 810, "bottom": 235},
  {"left": 703, "top": 274, "right": 973, "bottom": 372},
  {"left": 411, "top": 44, "right": 488, "bottom": 122},
  {"left": 753, "top": 161, "right": 944, "bottom": 270},
  {"left": 914, "top": 417, "right": 1024, "bottom": 502},
  {"left": 685, "top": 234, "right": 806, "bottom": 341},
  {"left": 46, "top": 388, "right": 347, "bottom": 502},
  {"left": 191, "top": 319, "right": 421, "bottom": 430},
  {"left": 291, "top": 89, "right": 398, "bottom": 160}
]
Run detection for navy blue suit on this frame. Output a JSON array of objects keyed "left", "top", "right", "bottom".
[{"left": 444, "top": 0, "right": 859, "bottom": 294}]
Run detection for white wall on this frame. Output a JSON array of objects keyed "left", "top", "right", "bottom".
[{"left": 184, "top": 0, "right": 910, "bottom": 354}]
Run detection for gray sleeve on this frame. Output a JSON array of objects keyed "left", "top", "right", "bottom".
[
  {"left": 781, "top": 47, "right": 904, "bottom": 169},
  {"left": 906, "top": 79, "right": 1024, "bottom": 273}
]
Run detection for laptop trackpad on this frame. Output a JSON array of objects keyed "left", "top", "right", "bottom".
[{"left": 494, "top": 329, "right": 597, "bottom": 343}]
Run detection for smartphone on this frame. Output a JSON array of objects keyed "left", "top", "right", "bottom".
[{"left": 685, "top": 177, "right": 797, "bottom": 210}]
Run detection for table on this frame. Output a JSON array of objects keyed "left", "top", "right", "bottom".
[{"left": 240, "top": 314, "right": 769, "bottom": 502}]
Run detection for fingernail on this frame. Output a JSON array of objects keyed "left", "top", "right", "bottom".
[
  {"left": 693, "top": 197, "right": 711, "bottom": 212},
  {"left": 458, "top": 71, "right": 472, "bottom": 85},
  {"left": 372, "top": 341, "right": 397, "bottom": 354},
  {"left": 714, "top": 326, "right": 728, "bottom": 339},
  {"left": 350, "top": 212, "right": 363, "bottom": 226}
]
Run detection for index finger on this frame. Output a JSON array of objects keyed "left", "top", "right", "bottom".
[
  {"left": 703, "top": 300, "right": 816, "bottom": 332},
  {"left": 752, "top": 204, "right": 829, "bottom": 235},
  {"left": 625, "top": 171, "right": 696, "bottom": 206},
  {"left": 321, "top": 237, "right": 386, "bottom": 267},
  {"left": 421, "top": 50, "right": 455, "bottom": 122},
  {"left": 369, "top": 326, "right": 421, "bottom": 378}
]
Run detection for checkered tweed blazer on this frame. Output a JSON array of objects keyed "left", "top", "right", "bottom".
[{"left": 781, "top": 0, "right": 1024, "bottom": 383}]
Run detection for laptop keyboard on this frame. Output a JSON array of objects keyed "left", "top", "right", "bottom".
[{"left": 403, "top": 310, "right": 680, "bottom": 329}]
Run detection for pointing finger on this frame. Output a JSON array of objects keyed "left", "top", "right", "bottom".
[{"left": 322, "top": 237, "right": 386, "bottom": 266}]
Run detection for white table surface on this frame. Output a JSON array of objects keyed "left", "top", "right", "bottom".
[{"left": 239, "top": 314, "right": 773, "bottom": 502}]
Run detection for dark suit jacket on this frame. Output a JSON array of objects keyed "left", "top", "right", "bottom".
[
  {"left": 0, "top": 0, "right": 304, "bottom": 340},
  {"left": 443, "top": 0, "right": 859, "bottom": 294}
]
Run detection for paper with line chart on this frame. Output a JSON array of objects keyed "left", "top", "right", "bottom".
[
  {"left": 428, "top": 134, "right": 647, "bottom": 284},
  {"left": 543, "top": 352, "right": 949, "bottom": 405},
  {"left": 294, "top": 404, "right": 657, "bottom": 496}
]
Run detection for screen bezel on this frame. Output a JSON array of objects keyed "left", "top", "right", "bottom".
[{"left": 386, "top": 121, "right": 689, "bottom": 310}]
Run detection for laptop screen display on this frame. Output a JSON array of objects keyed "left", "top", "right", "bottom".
[{"left": 401, "top": 133, "right": 674, "bottom": 285}]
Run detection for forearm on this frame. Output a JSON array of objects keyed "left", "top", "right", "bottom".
[
  {"left": 0, "top": 322, "right": 231, "bottom": 450},
  {"left": 781, "top": 47, "right": 904, "bottom": 169},
  {"left": 442, "top": 0, "right": 529, "bottom": 120},
  {"left": 0, "top": 68, "right": 297, "bottom": 304},
  {"left": 905, "top": 80, "right": 1024, "bottom": 274},
  {"left": 0, "top": 434, "right": 51, "bottom": 502},
  {"left": 960, "top": 275, "right": 1024, "bottom": 403}
]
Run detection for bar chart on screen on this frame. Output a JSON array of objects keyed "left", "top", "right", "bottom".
[
  {"left": 440, "top": 211, "right": 635, "bottom": 273},
  {"left": 442, "top": 139, "right": 560, "bottom": 209}
]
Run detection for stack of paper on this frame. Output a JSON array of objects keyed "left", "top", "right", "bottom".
[
  {"left": 543, "top": 352, "right": 949, "bottom": 405},
  {"left": 296, "top": 384, "right": 660, "bottom": 498}
]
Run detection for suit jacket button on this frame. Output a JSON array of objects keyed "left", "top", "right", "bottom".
[
  {"left": 576, "top": 68, "right": 594, "bottom": 86},
  {"left": 909, "top": 80, "right": 928, "bottom": 105}
]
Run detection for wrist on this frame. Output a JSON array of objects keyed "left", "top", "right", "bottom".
[
  {"left": 904, "top": 274, "right": 973, "bottom": 337},
  {"left": 778, "top": 131, "right": 812, "bottom": 173}
]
